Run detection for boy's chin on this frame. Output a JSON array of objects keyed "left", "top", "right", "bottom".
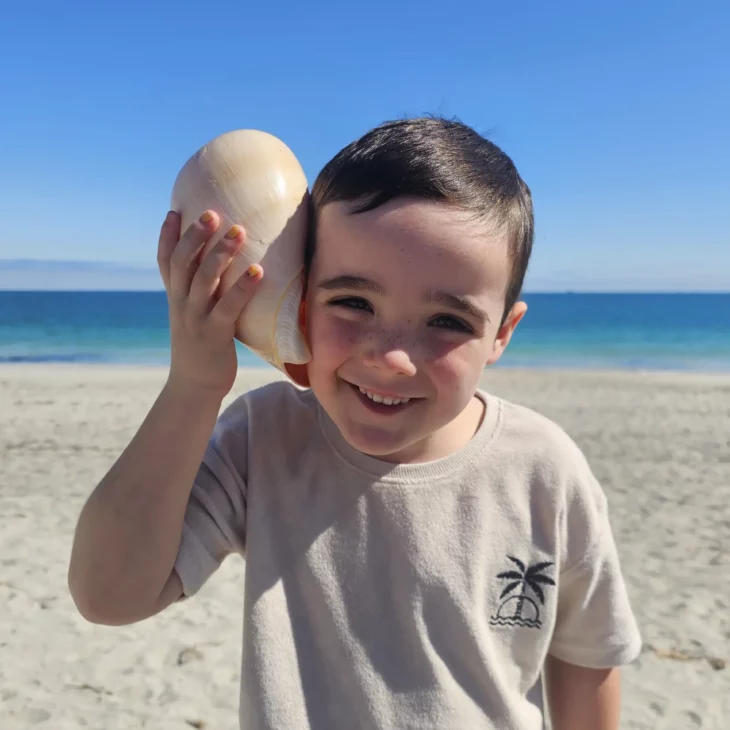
[{"left": 338, "top": 422, "right": 424, "bottom": 463}]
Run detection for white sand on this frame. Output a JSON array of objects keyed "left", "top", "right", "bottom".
[{"left": 1, "top": 364, "right": 728, "bottom": 729}]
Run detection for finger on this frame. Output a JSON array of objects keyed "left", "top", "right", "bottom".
[
  {"left": 187, "top": 224, "right": 246, "bottom": 317},
  {"left": 208, "top": 263, "right": 264, "bottom": 329},
  {"left": 157, "top": 211, "right": 181, "bottom": 291},
  {"left": 169, "top": 210, "right": 220, "bottom": 302}
]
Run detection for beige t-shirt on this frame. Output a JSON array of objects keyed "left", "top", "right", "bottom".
[{"left": 174, "top": 381, "right": 642, "bottom": 730}]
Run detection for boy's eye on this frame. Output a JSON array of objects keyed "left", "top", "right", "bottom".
[
  {"left": 430, "top": 315, "right": 473, "bottom": 333},
  {"left": 326, "top": 299, "right": 473, "bottom": 333},
  {"left": 328, "top": 296, "right": 373, "bottom": 312}
]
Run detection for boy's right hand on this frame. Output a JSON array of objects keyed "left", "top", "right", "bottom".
[{"left": 157, "top": 210, "right": 263, "bottom": 399}]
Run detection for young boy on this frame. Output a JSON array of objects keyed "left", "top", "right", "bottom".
[{"left": 68, "top": 116, "right": 642, "bottom": 729}]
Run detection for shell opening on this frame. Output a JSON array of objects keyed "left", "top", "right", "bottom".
[{"left": 272, "top": 268, "right": 311, "bottom": 370}]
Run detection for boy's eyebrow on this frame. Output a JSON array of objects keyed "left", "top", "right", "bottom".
[
  {"left": 316, "top": 275, "right": 385, "bottom": 294},
  {"left": 317, "top": 275, "right": 490, "bottom": 324}
]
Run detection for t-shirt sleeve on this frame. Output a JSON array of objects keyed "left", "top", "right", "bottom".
[
  {"left": 173, "top": 402, "right": 249, "bottom": 598},
  {"left": 548, "top": 449, "right": 642, "bottom": 669}
]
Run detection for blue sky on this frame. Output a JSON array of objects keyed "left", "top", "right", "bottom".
[{"left": 0, "top": 0, "right": 728, "bottom": 291}]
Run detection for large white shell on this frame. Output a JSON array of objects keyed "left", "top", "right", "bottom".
[{"left": 170, "top": 129, "right": 311, "bottom": 377}]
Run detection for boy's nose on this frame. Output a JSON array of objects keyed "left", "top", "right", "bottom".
[
  {"left": 362, "top": 343, "right": 417, "bottom": 377},
  {"left": 383, "top": 349, "right": 417, "bottom": 376}
]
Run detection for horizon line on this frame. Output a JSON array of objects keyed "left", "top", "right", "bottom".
[{"left": 1, "top": 288, "right": 728, "bottom": 295}]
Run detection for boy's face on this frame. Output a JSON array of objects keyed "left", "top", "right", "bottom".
[{"left": 304, "top": 198, "right": 525, "bottom": 463}]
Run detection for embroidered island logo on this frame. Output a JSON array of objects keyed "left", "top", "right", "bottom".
[{"left": 490, "top": 556, "right": 556, "bottom": 629}]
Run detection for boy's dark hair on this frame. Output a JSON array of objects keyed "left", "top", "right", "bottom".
[{"left": 305, "top": 116, "right": 534, "bottom": 322}]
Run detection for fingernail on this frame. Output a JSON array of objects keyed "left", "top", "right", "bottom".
[
  {"left": 225, "top": 225, "right": 242, "bottom": 240},
  {"left": 200, "top": 211, "right": 214, "bottom": 224},
  {"left": 246, "top": 264, "right": 262, "bottom": 279}
]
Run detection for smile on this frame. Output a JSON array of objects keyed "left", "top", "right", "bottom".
[
  {"left": 342, "top": 379, "right": 420, "bottom": 414},
  {"left": 358, "top": 387, "right": 410, "bottom": 406}
]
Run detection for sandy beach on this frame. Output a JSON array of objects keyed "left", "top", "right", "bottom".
[{"left": 1, "top": 363, "right": 728, "bottom": 729}]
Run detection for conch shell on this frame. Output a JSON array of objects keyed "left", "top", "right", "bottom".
[{"left": 170, "top": 129, "right": 311, "bottom": 382}]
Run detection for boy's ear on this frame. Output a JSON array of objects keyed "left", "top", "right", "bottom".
[{"left": 486, "top": 301, "right": 527, "bottom": 366}]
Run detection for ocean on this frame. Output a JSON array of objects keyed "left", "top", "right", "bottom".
[{"left": 1, "top": 291, "right": 729, "bottom": 372}]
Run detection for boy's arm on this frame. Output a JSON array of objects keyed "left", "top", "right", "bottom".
[
  {"left": 545, "top": 656, "right": 621, "bottom": 730},
  {"left": 68, "top": 382, "right": 223, "bottom": 625},
  {"left": 543, "top": 437, "right": 641, "bottom": 729},
  {"left": 68, "top": 210, "right": 261, "bottom": 626}
]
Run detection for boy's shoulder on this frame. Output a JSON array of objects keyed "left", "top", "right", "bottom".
[
  {"left": 487, "top": 393, "right": 614, "bottom": 564},
  {"left": 214, "top": 377, "right": 319, "bottom": 441},
  {"left": 485, "top": 391, "right": 606, "bottom": 507},
  {"left": 490, "top": 392, "right": 591, "bottom": 470}
]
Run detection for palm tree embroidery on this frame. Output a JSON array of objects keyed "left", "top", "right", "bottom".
[{"left": 490, "top": 556, "right": 556, "bottom": 628}]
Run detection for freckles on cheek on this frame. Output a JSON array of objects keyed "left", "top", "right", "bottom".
[{"left": 315, "top": 315, "right": 362, "bottom": 352}]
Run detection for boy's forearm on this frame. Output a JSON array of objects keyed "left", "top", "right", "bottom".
[
  {"left": 68, "top": 380, "right": 224, "bottom": 624},
  {"left": 545, "top": 655, "right": 621, "bottom": 730}
]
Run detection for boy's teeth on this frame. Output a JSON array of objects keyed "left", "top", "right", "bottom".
[{"left": 358, "top": 386, "right": 410, "bottom": 406}]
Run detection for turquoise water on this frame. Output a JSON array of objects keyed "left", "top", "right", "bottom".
[{"left": 1, "top": 291, "right": 729, "bottom": 372}]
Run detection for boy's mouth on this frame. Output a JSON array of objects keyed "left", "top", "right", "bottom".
[{"left": 344, "top": 380, "right": 420, "bottom": 414}]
